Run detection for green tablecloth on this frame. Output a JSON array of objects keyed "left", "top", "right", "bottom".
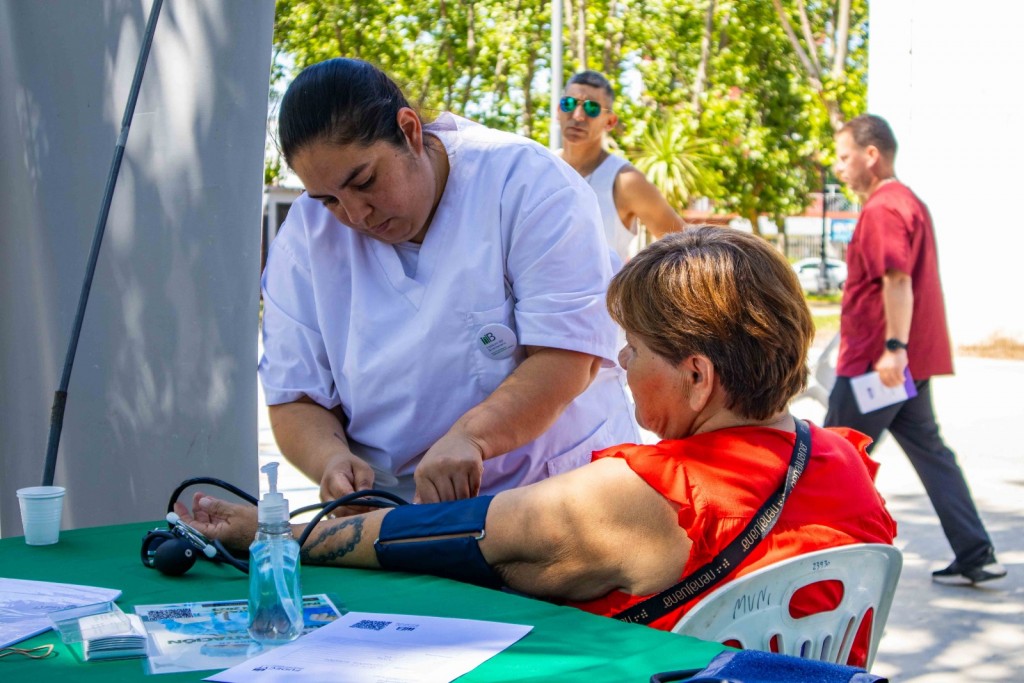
[{"left": 0, "top": 522, "right": 724, "bottom": 681}]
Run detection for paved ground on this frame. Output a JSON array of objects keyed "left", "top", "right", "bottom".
[
  {"left": 791, "top": 352, "right": 1024, "bottom": 682},
  {"left": 258, "top": 343, "right": 1024, "bottom": 681}
]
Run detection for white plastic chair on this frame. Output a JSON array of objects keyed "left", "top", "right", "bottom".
[
  {"left": 672, "top": 544, "right": 902, "bottom": 670},
  {"left": 795, "top": 332, "right": 840, "bottom": 407}
]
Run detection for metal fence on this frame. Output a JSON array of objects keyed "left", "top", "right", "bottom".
[{"left": 770, "top": 234, "right": 849, "bottom": 262}]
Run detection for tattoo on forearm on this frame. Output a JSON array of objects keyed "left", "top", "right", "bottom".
[{"left": 301, "top": 516, "right": 364, "bottom": 565}]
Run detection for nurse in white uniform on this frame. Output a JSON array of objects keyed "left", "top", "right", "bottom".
[{"left": 260, "top": 58, "right": 638, "bottom": 504}]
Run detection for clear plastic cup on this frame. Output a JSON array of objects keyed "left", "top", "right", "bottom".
[{"left": 16, "top": 486, "right": 66, "bottom": 545}]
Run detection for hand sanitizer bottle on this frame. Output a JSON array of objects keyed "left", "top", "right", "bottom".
[{"left": 247, "top": 462, "right": 303, "bottom": 644}]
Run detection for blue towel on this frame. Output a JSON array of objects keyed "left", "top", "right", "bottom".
[{"left": 651, "top": 650, "right": 888, "bottom": 683}]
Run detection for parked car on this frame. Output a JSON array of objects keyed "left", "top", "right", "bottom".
[{"left": 793, "top": 257, "right": 848, "bottom": 292}]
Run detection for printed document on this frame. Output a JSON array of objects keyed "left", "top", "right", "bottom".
[
  {"left": 850, "top": 367, "right": 918, "bottom": 414},
  {"left": 205, "top": 611, "right": 533, "bottom": 683},
  {"left": 0, "top": 578, "right": 121, "bottom": 649}
]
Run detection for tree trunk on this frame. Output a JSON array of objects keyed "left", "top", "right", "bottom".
[
  {"left": 439, "top": 0, "right": 454, "bottom": 109},
  {"left": 522, "top": 44, "right": 538, "bottom": 137},
  {"left": 778, "top": 215, "right": 789, "bottom": 259},
  {"left": 459, "top": 0, "right": 477, "bottom": 111},
  {"left": 771, "top": 0, "right": 846, "bottom": 131},
  {"left": 565, "top": 0, "right": 576, "bottom": 65},
  {"left": 602, "top": 0, "right": 621, "bottom": 75},
  {"left": 746, "top": 208, "right": 761, "bottom": 237},
  {"left": 691, "top": 0, "right": 716, "bottom": 114},
  {"left": 576, "top": 0, "right": 587, "bottom": 70},
  {"left": 831, "top": 0, "right": 851, "bottom": 81}
]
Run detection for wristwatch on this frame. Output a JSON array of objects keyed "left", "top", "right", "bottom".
[{"left": 885, "top": 338, "right": 909, "bottom": 352}]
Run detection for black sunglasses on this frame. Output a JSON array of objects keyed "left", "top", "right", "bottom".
[{"left": 559, "top": 96, "right": 610, "bottom": 118}]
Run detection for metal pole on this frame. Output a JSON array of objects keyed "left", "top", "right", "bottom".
[
  {"left": 818, "top": 165, "right": 829, "bottom": 295},
  {"left": 549, "top": 0, "right": 563, "bottom": 151},
  {"left": 42, "top": 0, "right": 164, "bottom": 486}
]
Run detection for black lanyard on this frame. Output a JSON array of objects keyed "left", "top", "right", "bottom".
[{"left": 614, "top": 418, "right": 811, "bottom": 626}]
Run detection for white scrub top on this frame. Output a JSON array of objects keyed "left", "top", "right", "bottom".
[{"left": 260, "top": 114, "right": 638, "bottom": 495}]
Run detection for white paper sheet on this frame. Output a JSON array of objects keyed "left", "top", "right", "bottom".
[
  {"left": 205, "top": 611, "right": 532, "bottom": 683},
  {"left": 0, "top": 578, "right": 121, "bottom": 649},
  {"left": 850, "top": 368, "right": 918, "bottom": 413}
]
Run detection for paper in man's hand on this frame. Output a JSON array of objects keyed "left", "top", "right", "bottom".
[{"left": 850, "top": 368, "right": 917, "bottom": 414}]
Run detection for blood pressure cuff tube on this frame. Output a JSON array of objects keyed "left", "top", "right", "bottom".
[{"left": 374, "top": 496, "right": 503, "bottom": 589}]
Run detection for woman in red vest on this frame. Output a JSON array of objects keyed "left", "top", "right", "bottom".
[{"left": 177, "top": 227, "right": 896, "bottom": 662}]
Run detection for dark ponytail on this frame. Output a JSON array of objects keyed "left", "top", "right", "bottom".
[{"left": 279, "top": 58, "right": 413, "bottom": 164}]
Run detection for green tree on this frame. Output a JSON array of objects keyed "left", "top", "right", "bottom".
[
  {"left": 692, "top": 0, "right": 828, "bottom": 234},
  {"left": 631, "top": 111, "right": 718, "bottom": 210},
  {"left": 770, "top": 0, "right": 869, "bottom": 131},
  {"left": 270, "top": 0, "right": 867, "bottom": 233},
  {"left": 273, "top": 0, "right": 553, "bottom": 138}
]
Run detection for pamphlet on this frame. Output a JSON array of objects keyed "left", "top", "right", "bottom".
[
  {"left": 134, "top": 594, "right": 342, "bottom": 675},
  {"left": 206, "top": 611, "right": 534, "bottom": 683},
  {"left": 0, "top": 578, "right": 121, "bottom": 649},
  {"left": 850, "top": 367, "right": 917, "bottom": 414}
]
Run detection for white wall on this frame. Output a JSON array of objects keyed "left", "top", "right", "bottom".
[
  {"left": 0, "top": 0, "right": 274, "bottom": 533},
  {"left": 869, "top": 0, "right": 1024, "bottom": 345}
]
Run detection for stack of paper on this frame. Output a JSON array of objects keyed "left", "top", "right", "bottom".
[
  {"left": 48, "top": 601, "right": 147, "bottom": 661},
  {"left": 78, "top": 610, "right": 148, "bottom": 661}
]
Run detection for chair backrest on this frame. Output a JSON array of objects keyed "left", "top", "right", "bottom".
[
  {"left": 794, "top": 332, "right": 840, "bottom": 408},
  {"left": 671, "top": 544, "right": 902, "bottom": 670}
]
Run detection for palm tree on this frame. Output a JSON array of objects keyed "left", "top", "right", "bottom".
[{"left": 631, "top": 111, "right": 717, "bottom": 212}]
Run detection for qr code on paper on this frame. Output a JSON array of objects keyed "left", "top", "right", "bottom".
[
  {"left": 351, "top": 619, "right": 391, "bottom": 631},
  {"left": 145, "top": 608, "right": 194, "bottom": 620}
]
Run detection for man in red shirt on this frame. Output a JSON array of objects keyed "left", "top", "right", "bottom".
[{"left": 826, "top": 114, "right": 1004, "bottom": 585}]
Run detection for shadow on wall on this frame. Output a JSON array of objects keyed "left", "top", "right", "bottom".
[{"left": 0, "top": 1, "right": 271, "bottom": 533}]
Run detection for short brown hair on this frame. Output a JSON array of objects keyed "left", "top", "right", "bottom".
[
  {"left": 607, "top": 227, "right": 814, "bottom": 421},
  {"left": 840, "top": 114, "right": 898, "bottom": 158}
]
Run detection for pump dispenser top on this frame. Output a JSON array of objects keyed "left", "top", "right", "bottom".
[{"left": 258, "top": 462, "right": 289, "bottom": 524}]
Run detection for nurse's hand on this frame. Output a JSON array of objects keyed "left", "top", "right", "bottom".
[
  {"left": 320, "top": 451, "right": 377, "bottom": 503},
  {"left": 413, "top": 432, "right": 485, "bottom": 503},
  {"left": 173, "top": 492, "right": 258, "bottom": 554}
]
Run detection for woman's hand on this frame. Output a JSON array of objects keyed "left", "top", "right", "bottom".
[
  {"left": 411, "top": 347, "right": 598, "bottom": 504},
  {"left": 267, "top": 399, "right": 377, "bottom": 505},
  {"left": 173, "top": 492, "right": 258, "bottom": 554},
  {"left": 320, "top": 451, "right": 377, "bottom": 503},
  {"left": 413, "top": 430, "right": 485, "bottom": 503}
]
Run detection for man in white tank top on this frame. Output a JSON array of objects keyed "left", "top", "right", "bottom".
[{"left": 558, "top": 70, "right": 686, "bottom": 266}]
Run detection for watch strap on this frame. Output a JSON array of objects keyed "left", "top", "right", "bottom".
[{"left": 885, "top": 338, "right": 908, "bottom": 351}]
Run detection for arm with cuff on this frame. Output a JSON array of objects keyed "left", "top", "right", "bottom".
[
  {"left": 303, "top": 457, "right": 687, "bottom": 601},
  {"left": 175, "top": 458, "right": 687, "bottom": 603}
]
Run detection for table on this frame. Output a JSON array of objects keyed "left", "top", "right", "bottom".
[{"left": 1, "top": 522, "right": 725, "bottom": 681}]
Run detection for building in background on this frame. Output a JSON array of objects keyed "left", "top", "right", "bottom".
[{"left": 867, "top": 0, "right": 1024, "bottom": 345}]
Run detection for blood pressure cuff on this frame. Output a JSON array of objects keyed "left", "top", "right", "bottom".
[{"left": 374, "top": 495, "right": 503, "bottom": 589}]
